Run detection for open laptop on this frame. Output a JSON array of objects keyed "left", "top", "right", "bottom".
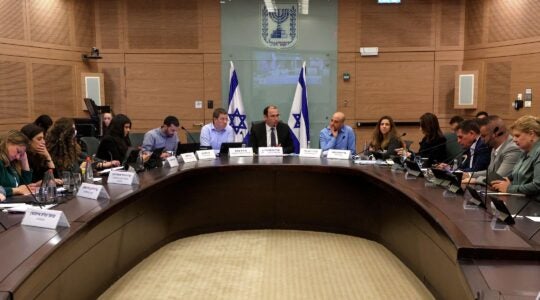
[
  {"left": 489, "top": 195, "right": 515, "bottom": 225},
  {"left": 219, "top": 142, "right": 243, "bottom": 156},
  {"left": 144, "top": 147, "right": 165, "bottom": 169},
  {"left": 176, "top": 143, "right": 200, "bottom": 155}
]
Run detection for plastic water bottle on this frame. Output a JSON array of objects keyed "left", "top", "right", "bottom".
[
  {"left": 452, "top": 159, "right": 459, "bottom": 172},
  {"left": 40, "top": 169, "right": 57, "bottom": 203},
  {"left": 85, "top": 156, "right": 94, "bottom": 183}
]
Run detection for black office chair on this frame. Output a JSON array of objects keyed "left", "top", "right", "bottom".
[
  {"left": 80, "top": 136, "right": 100, "bottom": 157},
  {"left": 129, "top": 132, "right": 145, "bottom": 148}
]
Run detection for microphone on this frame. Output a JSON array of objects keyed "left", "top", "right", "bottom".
[
  {"left": 181, "top": 126, "right": 197, "bottom": 144},
  {"left": 25, "top": 184, "right": 43, "bottom": 209}
]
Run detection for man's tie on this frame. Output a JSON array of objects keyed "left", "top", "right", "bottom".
[{"left": 270, "top": 127, "right": 277, "bottom": 147}]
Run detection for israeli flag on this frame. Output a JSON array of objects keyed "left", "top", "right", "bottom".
[
  {"left": 227, "top": 61, "right": 249, "bottom": 143},
  {"left": 288, "top": 61, "right": 310, "bottom": 153}
]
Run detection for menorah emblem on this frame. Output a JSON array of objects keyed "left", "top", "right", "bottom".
[
  {"left": 269, "top": 9, "right": 290, "bottom": 39},
  {"left": 261, "top": 4, "right": 297, "bottom": 49}
]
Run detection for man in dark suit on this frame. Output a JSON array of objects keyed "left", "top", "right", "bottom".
[
  {"left": 456, "top": 119, "right": 491, "bottom": 172},
  {"left": 249, "top": 105, "right": 294, "bottom": 154}
]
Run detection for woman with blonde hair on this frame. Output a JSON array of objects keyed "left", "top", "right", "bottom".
[
  {"left": 492, "top": 115, "right": 540, "bottom": 195},
  {"left": 0, "top": 130, "right": 33, "bottom": 198},
  {"left": 368, "top": 115, "right": 402, "bottom": 159},
  {"left": 46, "top": 118, "right": 82, "bottom": 177}
]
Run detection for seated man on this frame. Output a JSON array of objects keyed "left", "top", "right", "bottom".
[
  {"left": 200, "top": 108, "right": 234, "bottom": 154},
  {"left": 142, "top": 116, "right": 180, "bottom": 158},
  {"left": 319, "top": 112, "right": 356, "bottom": 155},
  {"left": 462, "top": 116, "right": 522, "bottom": 184},
  {"left": 451, "top": 119, "right": 491, "bottom": 172},
  {"left": 249, "top": 105, "right": 294, "bottom": 154}
]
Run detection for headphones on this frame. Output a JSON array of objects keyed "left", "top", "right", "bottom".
[{"left": 493, "top": 126, "right": 504, "bottom": 137}]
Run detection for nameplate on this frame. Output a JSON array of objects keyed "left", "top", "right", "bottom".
[
  {"left": 327, "top": 149, "right": 351, "bottom": 160},
  {"left": 22, "top": 207, "right": 70, "bottom": 229},
  {"left": 299, "top": 148, "right": 322, "bottom": 158},
  {"left": 164, "top": 156, "right": 179, "bottom": 167},
  {"left": 196, "top": 150, "right": 216, "bottom": 160},
  {"left": 180, "top": 153, "right": 198, "bottom": 163},
  {"left": 229, "top": 147, "right": 254, "bottom": 157},
  {"left": 108, "top": 170, "right": 139, "bottom": 185},
  {"left": 258, "top": 147, "right": 283, "bottom": 157},
  {"left": 76, "top": 183, "right": 110, "bottom": 200}
]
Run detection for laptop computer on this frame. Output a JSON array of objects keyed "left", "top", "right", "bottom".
[
  {"left": 144, "top": 147, "right": 164, "bottom": 169},
  {"left": 489, "top": 195, "right": 515, "bottom": 225},
  {"left": 176, "top": 143, "right": 200, "bottom": 155},
  {"left": 219, "top": 142, "right": 243, "bottom": 156}
]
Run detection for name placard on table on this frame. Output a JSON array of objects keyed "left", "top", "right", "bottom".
[
  {"left": 180, "top": 152, "right": 198, "bottom": 163},
  {"left": 229, "top": 147, "right": 254, "bottom": 157},
  {"left": 327, "top": 149, "right": 351, "bottom": 160},
  {"left": 299, "top": 148, "right": 322, "bottom": 158},
  {"left": 108, "top": 170, "right": 140, "bottom": 185},
  {"left": 258, "top": 147, "right": 283, "bottom": 157},
  {"left": 164, "top": 156, "right": 179, "bottom": 167},
  {"left": 22, "top": 207, "right": 70, "bottom": 229},
  {"left": 76, "top": 183, "right": 110, "bottom": 200},
  {"left": 196, "top": 150, "right": 216, "bottom": 160}
]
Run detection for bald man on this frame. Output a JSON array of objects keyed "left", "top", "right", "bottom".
[{"left": 319, "top": 112, "right": 356, "bottom": 155}]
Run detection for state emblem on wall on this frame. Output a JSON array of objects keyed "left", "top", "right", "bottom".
[{"left": 261, "top": 4, "right": 298, "bottom": 49}]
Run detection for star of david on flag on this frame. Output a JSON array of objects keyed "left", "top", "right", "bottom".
[
  {"left": 287, "top": 61, "right": 310, "bottom": 153},
  {"left": 227, "top": 61, "right": 249, "bottom": 143}
]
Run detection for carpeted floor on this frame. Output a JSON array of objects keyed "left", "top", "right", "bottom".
[{"left": 100, "top": 230, "right": 434, "bottom": 299}]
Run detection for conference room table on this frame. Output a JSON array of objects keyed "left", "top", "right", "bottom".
[{"left": 0, "top": 156, "right": 538, "bottom": 299}]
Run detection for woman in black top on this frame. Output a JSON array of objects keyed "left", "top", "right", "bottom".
[
  {"left": 20, "top": 124, "right": 56, "bottom": 183},
  {"left": 97, "top": 114, "right": 132, "bottom": 163},
  {"left": 368, "top": 115, "right": 403, "bottom": 159},
  {"left": 417, "top": 113, "right": 447, "bottom": 166}
]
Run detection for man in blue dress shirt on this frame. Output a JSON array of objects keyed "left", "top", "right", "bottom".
[
  {"left": 319, "top": 112, "right": 356, "bottom": 155},
  {"left": 142, "top": 116, "right": 180, "bottom": 158},
  {"left": 200, "top": 108, "right": 234, "bottom": 154}
]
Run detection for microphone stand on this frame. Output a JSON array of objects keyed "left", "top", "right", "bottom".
[
  {"left": 181, "top": 126, "right": 197, "bottom": 144},
  {"left": 25, "top": 184, "right": 43, "bottom": 209}
]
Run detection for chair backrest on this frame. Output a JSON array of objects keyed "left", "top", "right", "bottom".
[
  {"left": 444, "top": 132, "right": 463, "bottom": 162},
  {"left": 80, "top": 136, "right": 100, "bottom": 157},
  {"left": 129, "top": 132, "right": 145, "bottom": 148}
]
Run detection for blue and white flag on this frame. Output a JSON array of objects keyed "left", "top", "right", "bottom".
[
  {"left": 227, "top": 61, "right": 249, "bottom": 143},
  {"left": 288, "top": 61, "right": 310, "bottom": 153}
]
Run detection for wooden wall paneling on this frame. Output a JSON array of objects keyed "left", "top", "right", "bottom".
[
  {"left": 488, "top": 0, "right": 540, "bottom": 44},
  {"left": 72, "top": 0, "right": 96, "bottom": 49},
  {"left": 125, "top": 58, "right": 205, "bottom": 132},
  {"left": 0, "top": 0, "right": 25, "bottom": 41},
  {"left": 28, "top": 0, "right": 70, "bottom": 46},
  {"left": 484, "top": 60, "right": 512, "bottom": 118},
  {"left": 95, "top": 0, "right": 121, "bottom": 50},
  {"left": 0, "top": 60, "right": 29, "bottom": 125},
  {"left": 99, "top": 64, "right": 126, "bottom": 115},
  {"left": 438, "top": 0, "right": 464, "bottom": 49},
  {"left": 464, "top": 41, "right": 540, "bottom": 60},
  {"left": 464, "top": 0, "right": 484, "bottom": 47},
  {"left": 508, "top": 53, "right": 540, "bottom": 119},
  {"left": 203, "top": 54, "right": 221, "bottom": 124},
  {"left": 337, "top": 53, "right": 355, "bottom": 119},
  {"left": 355, "top": 53, "right": 435, "bottom": 122},
  {"left": 359, "top": 0, "right": 435, "bottom": 49},
  {"left": 125, "top": 0, "right": 200, "bottom": 50},
  {"left": 337, "top": 0, "right": 357, "bottom": 52},
  {"left": 32, "top": 62, "right": 75, "bottom": 119},
  {"left": 201, "top": 0, "right": 220, "bottom": 53},
  {"left": 433, "top": 62, "right": 461, "bottom": 120}
]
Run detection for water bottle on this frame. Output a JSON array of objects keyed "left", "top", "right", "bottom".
[
  {"left": 40, "top": 169, "right": 56, "bottom": 203},
  {"left": 452, "top": 158, "right": 459, "bottom": 172},
  {"left": 85, "top": 156, "right": 94, "bottom": 183}
]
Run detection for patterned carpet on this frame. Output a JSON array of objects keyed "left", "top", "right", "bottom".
[{"left": 100, "top": 230, "right": 434, "bottom": 300}]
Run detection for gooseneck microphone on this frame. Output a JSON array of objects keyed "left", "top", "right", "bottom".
[
  {"left": 25, "top": 184, "right": 43, "bottom": 209},
  {"left": 181, "top": 126, "right": 197, "bottom": 144}
]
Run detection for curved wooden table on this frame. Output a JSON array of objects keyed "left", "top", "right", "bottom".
[{"left": 0, "top": 157, "right": 538, "bottom": 299}]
